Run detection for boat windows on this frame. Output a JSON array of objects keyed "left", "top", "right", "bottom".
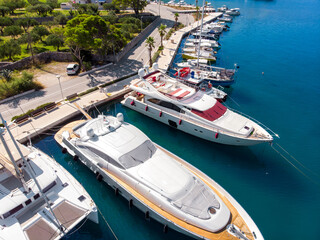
[
  {"left": 191, "top": 101, "right": 227, "bottom": 121},
  {"left": 148, "top": 98, "right": 181, "bottom": 112},
  {"left": 2, "top": 204, "right": 24, "bottom": 219},
  {"left": 119, "top": 140, "right": 156, "bottom": 169},
  {"left": 78, "top": 145, "right": 124, "bottom": 169}
]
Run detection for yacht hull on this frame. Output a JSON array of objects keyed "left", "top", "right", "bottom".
[
  {"left": 121, "top": 97, "right": 271, "bottom": 146},
  {"left": 56, "top": 128, "right": 263, "bottom": 240}
]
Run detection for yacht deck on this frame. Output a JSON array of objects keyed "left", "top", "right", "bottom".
[{"left": 99, "top": 148, "right": 254, "bottom": 240}]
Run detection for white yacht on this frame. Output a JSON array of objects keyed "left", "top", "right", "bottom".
[
  {"left": 185, "top": 40, "right": 220, "bottom": 49},
  {"left": 176, "top": 58, "right": 208, "bottom": 67},
  {"left": 55, "top": 113, "right": 264, "bottom": 240},
  {"left": 226, "top": 8, "right": 240, "bottom": 16},
  {"left": 0, "top": 115, "right": 98, "bottom": 240},
  {"left": 174, "top": 64, "right": 237, "bottom": 87},
  {"left": 121, "top": 65, "right": 273, "bottom": 146}
]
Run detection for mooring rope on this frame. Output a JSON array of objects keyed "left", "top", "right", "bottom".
[
  {"left": 271, "top": 144, "right": 320, "bottom": 186},
  {"left": 97, "top": 205, "right": 119, "bottom": 240}
]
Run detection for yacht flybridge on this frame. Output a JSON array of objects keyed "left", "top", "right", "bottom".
[
  {"left": 54, "top": 113, "right": 264, "bottom": 240},
  {"left": 122, "top": 65, "right": 273, "bottom": 146},
  {"left": 0, "top": 114, "right": 98, "bottom": 240}
]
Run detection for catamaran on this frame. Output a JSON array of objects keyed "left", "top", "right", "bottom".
[
  {"left": 0, "top": 114, "right": 98, "bottom": 240},
  {"left": 55, "top": 113, "right": 264, "bottom": 240}
]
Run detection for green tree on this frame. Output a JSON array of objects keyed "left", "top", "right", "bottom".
[
  {"left": 174, "top": 13, "right": 179, "bottom": 30},
  {"left": 46, "top": 33, "right": 64, "bottom": 51},
  {"left": 54, "top": 13, "right": 68, "bottom": 27},
  {"left": 145, "top": 36, "right": 154, "bottom": 67},
  {"left": 4, "top": 25, "right": 23, "bottom": 39},
  {"left": 0, "top": 17, "right": 13, "bottom": 35},
  {"left": 16, "top": 18, "right": 39, "bottom": 34},
  {"left": 26, "top": 4, "right": 52, "bottom": 17},
  {"left": 2, "top": 0, "right": 26, "bottom": 15},
  {"left": 28, "top": 0, "right": 40, "bottom": 5},
  {"left": 87, "top": 3, "right": 99, "bottom": 15},
  {"left": 46, "top": 0, "right": 58, "bottom": 9},
  {"left": 0, "top": 39, "right": 21, "bottom": 60},
  {"left": 64, "top": 14, "right": 120, "bottom": 70},
  {"left": 113, "top": 0, "right": 148, "bottom": 15},
  {"left": 16, "top": 18, "right": 39, "bottom": 64},
  {"left": 103, "top": 10, "right": 118, "bottom": 24},
  {"left": 103, "top": 3, "right": 120, "bottom": 13},
  {"left": 158, "top": 24, "right": 166, "bottom": 48},
  {"left": 0, "top": 6, "right": 10, "bottom": 17},
  {"left": 31, "top": 25, "right": 49, "bottom": 42}
]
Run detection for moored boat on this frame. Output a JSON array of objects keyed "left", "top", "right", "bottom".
[
  {"left": 121, "top": 65, "right": 273, "bottom": 146},
  {"left": 55, "top": 113, "right": 264, "bottom": 240},
  {"left": 0, "top": 114, "right": 98, "bottom": 240}
]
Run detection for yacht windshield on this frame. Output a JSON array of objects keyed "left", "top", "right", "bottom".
[{"left": 119, "top": 140, "right": 156, "bottom": 169}]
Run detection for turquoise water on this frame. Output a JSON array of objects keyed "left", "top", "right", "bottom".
[{"left": 34, "top": 1, "right": 320, "bottom": 239}]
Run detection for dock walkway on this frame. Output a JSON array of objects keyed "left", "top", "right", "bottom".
[{"left": 156, "top": 12, "right": 222, "bottom": 72}]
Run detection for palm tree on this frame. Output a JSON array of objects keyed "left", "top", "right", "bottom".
[
  {"left": 158, "top": 24, "right": 167, "bottom": 48},
  {"left": 174, "top": 13, "right": 179, "bottom": 30},
  {"left": 145, "top": 36, "right": 155, "bottom": 67}
]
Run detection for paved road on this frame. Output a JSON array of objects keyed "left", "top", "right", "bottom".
[{"left": 0, "top": 4, "right": 194, "bottom": 122}]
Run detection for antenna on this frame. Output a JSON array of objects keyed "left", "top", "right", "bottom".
[{"left": 196, "top": 0, "right": 206, "bottom": 67}]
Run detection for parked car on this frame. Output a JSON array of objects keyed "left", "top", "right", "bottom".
[{"left": 67, "top": 64, "right": 79, "bottom": 75}]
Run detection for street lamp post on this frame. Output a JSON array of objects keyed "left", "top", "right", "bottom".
[
  {"left": 56, "top": 75, "right": 64, "bottom": 100},
  {"left": 141, "top": 16, "right": 143, "bottom": 32}
]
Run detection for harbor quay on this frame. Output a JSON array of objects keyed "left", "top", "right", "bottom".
[{"left": 5, "top": 12, "right": 222, "bottom": 145}]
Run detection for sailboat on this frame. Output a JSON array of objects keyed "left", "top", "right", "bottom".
[{"left": 0, "top": 114, "right": 98, "bottom": 240}]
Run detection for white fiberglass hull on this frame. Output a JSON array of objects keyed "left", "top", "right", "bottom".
[
  {"left": 57, "top": 128, "right": 263, "bottom": 240},
  {"left": 121, "top": 96, "right": 272, "bottom": 146}
]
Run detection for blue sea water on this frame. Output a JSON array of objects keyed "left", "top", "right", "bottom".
[{"left": 34, "top": 1, "right": 320, "bottom": 239}]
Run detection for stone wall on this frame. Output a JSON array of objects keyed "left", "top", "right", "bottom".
[{"left": 0, "top": 52, "right": 74, "bottom": 71}]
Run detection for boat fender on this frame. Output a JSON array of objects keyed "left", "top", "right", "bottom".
[
  {"left": 61, "top": 148, "right": 67, "bottom": 154},
  {"left": 215, "top": 132, "right": 219, "bottom": 139},
  {"left": 115, "top": 188, "right": 119, "bottom": 196},
  {"left": 96, "top": 173, "right": 103, "bottom": 182},
  {"left": 179, "top": 119, "right": 182, "bottom": 125},
  {"left": 159, "top": 111, "right": 162, "bottom": 117},
  {"left": 145, "top": 105, "right": 148, "bottom": 111},
  {"left": 174, "top": 71, "right": 178, "bottom": 77},
  {"left": 130, "top": 100, "right": 135, "bottom": 106},
  {"left": 73, "top": 155, "right": 79, "bottom": 161},
  {"left": 163, "top": 225, "right": 168, "bottom": 233},
  {"left": 208, "top": 82, "right": 212, "bottom": 88},
  {"left": 145, "top": 211, "right": 150, "bottom": 220},
  {"left": 129, "top": 199, "right": 133, "bottom": 209}
]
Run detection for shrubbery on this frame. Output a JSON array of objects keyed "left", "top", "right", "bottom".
[{"left": 0, "top": 71, "right": 42, "bottom": 100}]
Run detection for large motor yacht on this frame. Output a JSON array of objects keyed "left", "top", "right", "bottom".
[
  {"left": 121, "top": 65, "right": 273, "bottom": 146},
  {"left": 0, "top": 114, "right": 98, "bottom": 240},
  {"left": 54, "top": 113, "right": 264, "bottom": 240}
]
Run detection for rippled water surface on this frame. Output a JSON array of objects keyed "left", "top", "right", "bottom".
[{"left": 35, "top": 1, "right": 320, "bottom": 239}]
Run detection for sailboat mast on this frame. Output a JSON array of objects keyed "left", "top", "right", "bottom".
[
  {"left": 0, "top": 113, "right": 65, "bottom": 234},
  {"left": 196, "top": 0, "right": 206, "bottom": 67},
  {"left": 0, "top": 114, "right": 29, "bottom": 193}
]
